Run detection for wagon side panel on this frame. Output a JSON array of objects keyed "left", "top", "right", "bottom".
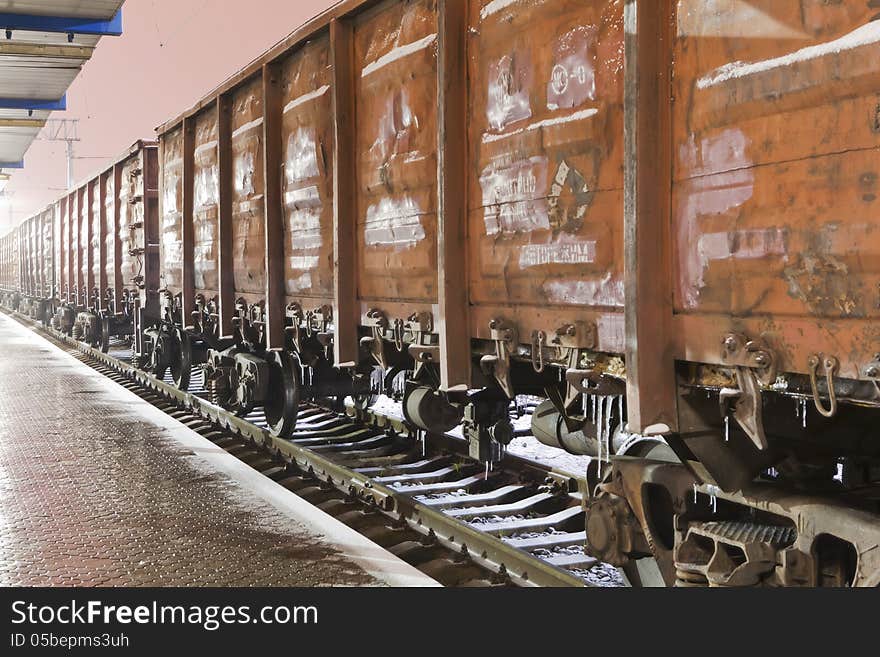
[
  {"left": 671, "top": 1, "right": 880, "bottom": 378},
  {"left": 466, "top": 0, "right": 626, "bottom": 351},
  {"left": 354, "top": 0, "right": 440, "bottom": 307}
]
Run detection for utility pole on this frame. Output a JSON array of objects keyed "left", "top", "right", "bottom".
[{"left": 36, "top": 119, "right": 81, "bottom": 189}]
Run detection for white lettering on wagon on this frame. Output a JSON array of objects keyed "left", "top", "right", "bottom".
[
  {"left": 480, "top": 156, "right": 549, "bottom": 236},
  {"left": 519, "top": 241, "right": 597, "bottom": 269},
  {"left": 548, "top": 26, "right": 596, "bottom": 111}
]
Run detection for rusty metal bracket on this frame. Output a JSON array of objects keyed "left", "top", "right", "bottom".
[
  {"left": 362, "top": 308, "right": 390, "bottom": 369},
  {"left": 480, "top": 318, "right": 517, "bottom": 399},
  {"left": 719, "top": 333, "right": 777, "bottom": 450},
  {"left": 720, "top": 366, "right": 768, "bottom": 450},
  {"left": 721, "top": 333, "right": 777, "bottom": 385},
  {"left": 551, "top": 321, "right": 597, "bottom": 351},
  {"left": 285, "top": 302, "right": 305, "bottom": 352},
  {"left": 808, "top": 354, "right": 839, "bottom": 418},
  {"left": 405, "top": 312, "right": 435, "bottom": 379}
]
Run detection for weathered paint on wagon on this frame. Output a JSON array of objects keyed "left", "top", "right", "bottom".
[
  {"left": 0, "top": 230, "right": 17, "bottom": 295},
  {"left": 280, "top": 36, "right": 335, "bottom": 304},
  {"left": 466, "top": 0, "right": 626, "bottom": 351},
  {"left": 193, "top": 108, "right": 220, "bottom": 296},
  {"left": 152, "top": 0, "right": 880, "bottom": 394},
  {"left": 78, "top": 187, "right": 89, "bottom": 301},
  {"left": 355, "top": 0, "right": 439, "bottom": 305},
  {"left": 670, "top": 0, "right": 880, "bottom": 379},
  {"left": 160, "top": 128, "right": 185, "bottom": 297},
  {"left": 90, "top": 179, "right": 102, "bottom": 300},
  {"left": 231, "top": 78, "right": 267, "bottom": 301},
  {"left": 16, "top": 207, "right": 54, "bottom": 302}
]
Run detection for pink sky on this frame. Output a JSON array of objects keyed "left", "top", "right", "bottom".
[{"left": 1, "top": 0, "right": 338, "bottom": 233}]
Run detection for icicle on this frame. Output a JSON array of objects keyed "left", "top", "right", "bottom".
[
  {"left": 711, "top": 495, "right": 717, "bottom": 514},
  {"left": 604, "top": 397, "right": 612, "bottom": 459},
  {"left": 484, "top": 462, "right": 490, "bottom": 481},
  {"left": 802, "top": 398, "right": 808, "bottom": 429},
  {"left": 724, "top": 414, "right": 730, "bottom": 442},
  {"left": 693, "top": 483, "right": 698, "bottom": 504}
]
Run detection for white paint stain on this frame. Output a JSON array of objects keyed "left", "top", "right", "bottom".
[
  {"left": 287, "top": 272, "right": 313, "bottom": 293},
  {"left": 543, "top": 275, "right": 625, "bottom": 309},
  {"left": 288, "top": 256, "right": 320, "bottom": 270},
  {"left": 361, "top": 34, "right": 437, "bottom": 78},
  {"left": 234, "top": 151, "right": 256, "bottom": 198},
  {"left": 677, "top": 129, "right": 759, "bottom": 307},
  {"left": 697, "top": 229, "right": 788, "bottom": 262},
  {"left": 286, "top": 127, "right": 321, "bottom": 183},
  {"left": 364, "top": 197, "right": 426, "bottom": 248},
  {"left": 194, "top": 164, "right": 218, "bottom": 210},
  {"left": 677, "top": 0, "right": 809, "bottom": 40},
  {"left": 697, "top": 21, "right": 880, "bottom": 89},
  {"left": 487, "top": 54, "right": 533, "bottom": 132}
]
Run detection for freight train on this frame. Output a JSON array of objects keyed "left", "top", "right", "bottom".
[{"left": 2, "top": 0, "right": 879, "bottom": 587}]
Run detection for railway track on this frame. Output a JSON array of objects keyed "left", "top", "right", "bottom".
[{"left": 4, "top": 310, "right": 623, "bottom": 588}]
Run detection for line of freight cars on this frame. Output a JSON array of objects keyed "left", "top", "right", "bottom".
[
  {"left": 3, "top": 0, "right": 880, "bottom": 587},
  {"left": 0, "top": 141, "right": 159, "bottom": 358}
]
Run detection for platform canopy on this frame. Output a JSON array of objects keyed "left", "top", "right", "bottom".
[{"left": 0, "top": 1, "right": 124, "bottom": 175}]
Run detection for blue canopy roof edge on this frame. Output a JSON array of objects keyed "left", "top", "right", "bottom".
[
  {"left": 0, "top": 161, "right": 24, "bottom": 169},
  {"left": 0, "top": 96, "right": 67, "bottom": 111},
  {"left": 0, "top": 9, "right": 122, "bottom": 37}
]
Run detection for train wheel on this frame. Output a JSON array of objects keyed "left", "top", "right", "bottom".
[
  {"left": 170, "top": 328, "right": 192, "bottom": 391},
  {"left": 100, "top": 318, "right": 111, "bottom": 354},
  {"left": 264, "top": 350, "right": 300, "bottom": 438}
]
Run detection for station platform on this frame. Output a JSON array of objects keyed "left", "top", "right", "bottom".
[{"left": 0, "top": 314, "right": 437, "bottom": 587}]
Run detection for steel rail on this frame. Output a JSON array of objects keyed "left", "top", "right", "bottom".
[{"left": 5, "top": 310, "right": 599, "bottom": 588}]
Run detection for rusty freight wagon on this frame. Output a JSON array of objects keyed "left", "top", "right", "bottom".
[
  {"left": 0, "top": 228, "right": 19, "bottom": 311},
  {"left": 151, "top": 0, "right": 880, "bottom": 586},
  {"left": 53, "top": 141, "right": 160, "bottom": 358},
  {"left": 15, "top": 205, "right": 56, "bottom": 324}
]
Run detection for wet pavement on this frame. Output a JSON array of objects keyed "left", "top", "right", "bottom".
[{"left": 0, "top": 314, "right": 436, "bottom": 587}]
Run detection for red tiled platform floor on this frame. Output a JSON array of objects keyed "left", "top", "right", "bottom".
[{"left": 0, "top": 314, "right": 434, "bottom": 587}]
